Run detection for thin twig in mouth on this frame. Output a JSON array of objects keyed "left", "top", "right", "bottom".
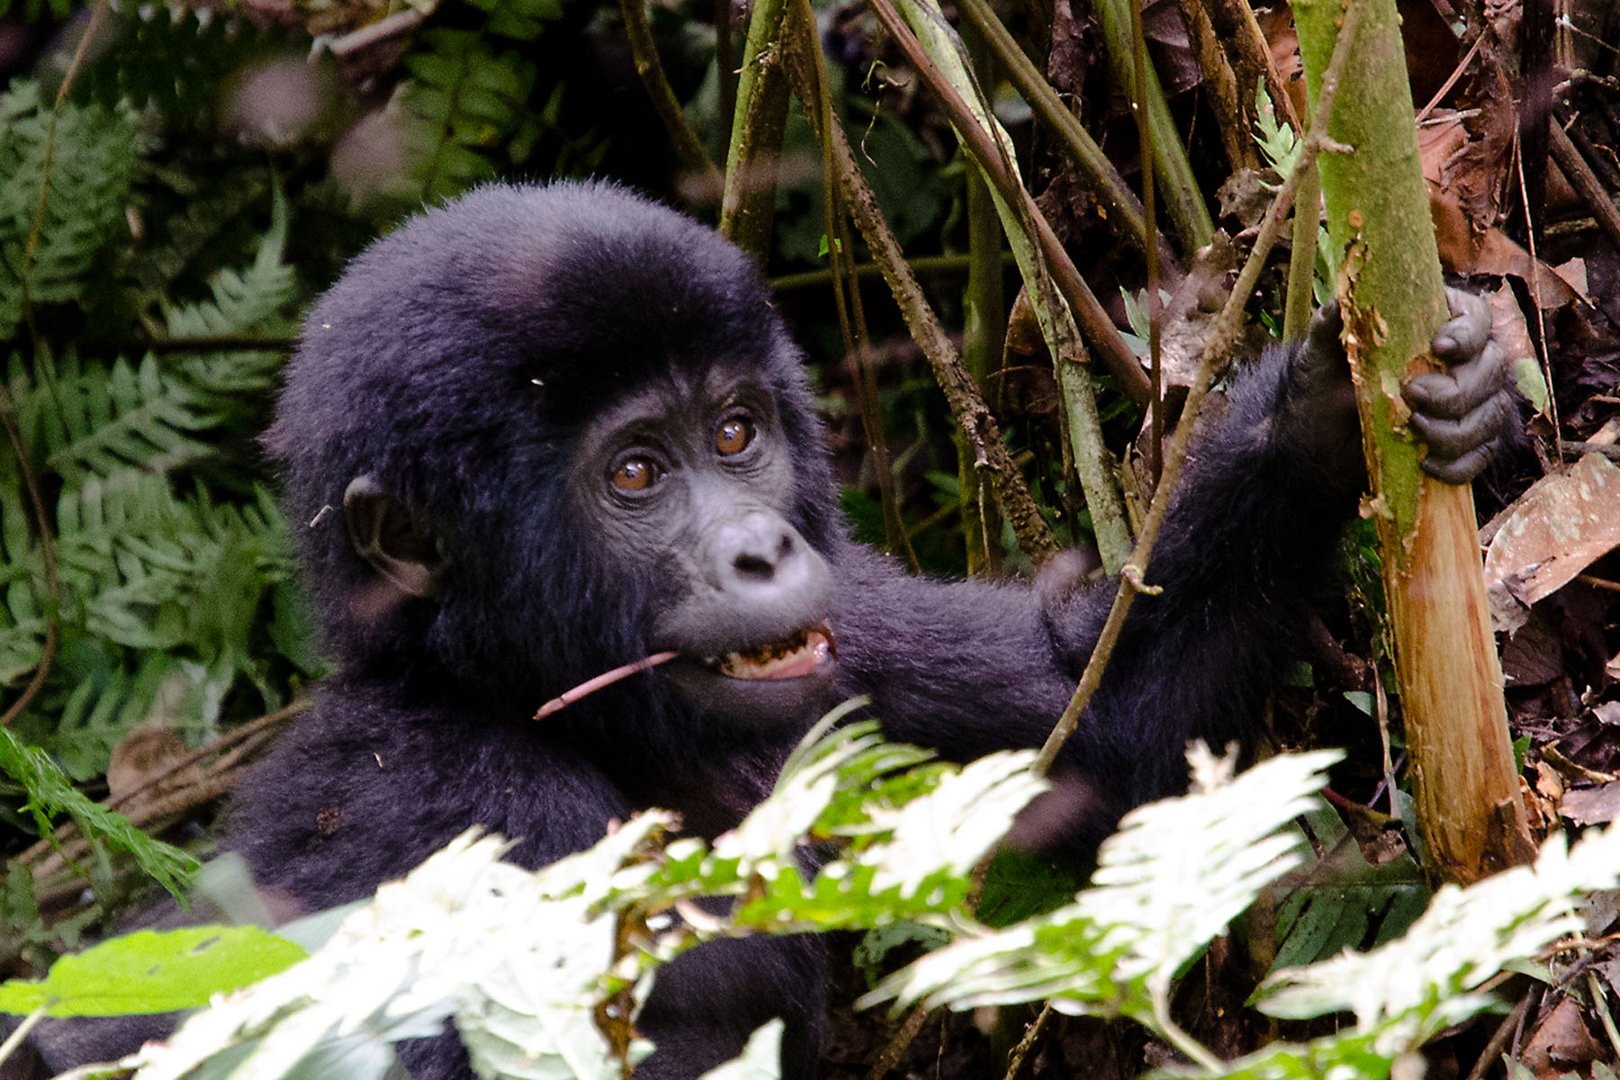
[{"left": 534, "top": 651, "right": 680, "bottom": 720}]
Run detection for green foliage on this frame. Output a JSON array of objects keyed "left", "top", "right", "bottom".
[
  {"left": 974, "top": 847, "right": 1080, "bottom": 928},
  {"left": 0, "top": 728, "right": 194, "bottom": 897},
  {"left": 75, "top": 724, "right": 1044, "bottom": 1080},
  {"left": 400, "top": 0, "right": 573, "bottom": 203},
  {"left": 0, "top": 83, "right": 143, "bottom": 339},
  {"left": 866, "top": 748, "right": 1341, "bottom": 1032},
  {"left": 0, "top": 69, "right": 312, "bottom": 915},
  {"left": 57, "top": 727, "right": 1620, "bottom": 1080},
  {"left": 404, "top": 28, "right": 538, "bottom": 199},
  {"left": 1252, "top": 81, "right": 1299, "bottom": 176},
  {"left": 1266, "top": 804, "right": 1427, "bottom": 973},
  {"left": 78, "top": 8, "right": 284, "bottom": 129},
  {"left": 0, "top": 926, "right": 304, "bottom": 1017},
  {"left": 1513, "top": 355, "right": 1551, "bottom": 412},
  {"left": 0, "top": 185, "right": 303, "bottom": 779},
  {"left": 164, "top": 186, "right": 297, "bottom": 342},
  {"left": 464, "top": 0, "right": 564, "bottom": 42},
  {"left": 1206, "top": 824, "right": 1620, "bottom": 1079}
]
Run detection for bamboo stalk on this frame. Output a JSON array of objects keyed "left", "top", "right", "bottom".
[
  {"left": 1090, "top": 0, "right": 1214, "bottom": 249},
  {"left": 1293, "top": 0, "right": 1534, "bottom": 884},
  {"left": 719, "top": 0, "right": 790, "bottom": 253}
]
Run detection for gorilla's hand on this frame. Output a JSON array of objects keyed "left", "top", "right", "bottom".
[
  {"left": 1272, "top": 299, "right": 1363, "bottom": 494},
  {"left": 1275, "top": 287, "right": 1512, "bottom": 493},
  {"left": 1403, "top": 289, "right": 1515, "bottom": 484}
]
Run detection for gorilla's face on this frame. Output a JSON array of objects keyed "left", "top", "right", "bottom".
[
  {"left": 570, "top": 360, "right": 837, "bottom": 723},
  {"left": 272, "top": 182, "right": 845, "bottom": 735}
]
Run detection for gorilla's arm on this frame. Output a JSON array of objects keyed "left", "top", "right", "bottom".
[
  {"left": 839, "top": 293, "right": 1513, "bottom": 843},
  {"left": 830, "top": 339, "right": 1335, "bottom": 839},
  {"left": 829, "top": 343, "right": 1323, "bottom": 840},
  {"left": 832, "top": 544, "right": 1077, "bottom": 760}
]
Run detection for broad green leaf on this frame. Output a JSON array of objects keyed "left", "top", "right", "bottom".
[{"left": 0, "top": 927, "right": 305, "bottom": 1017}]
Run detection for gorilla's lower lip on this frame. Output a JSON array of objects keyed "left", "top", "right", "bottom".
[{"left": 704, "top": 624, "right": 836, "bottom": 680}]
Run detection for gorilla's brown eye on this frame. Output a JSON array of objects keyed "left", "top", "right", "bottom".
[
  {"left": 715, "top": 416, "right": 755, "bottom": 456},
  {"left": 612, "top": 457, "right": 661, "bottom": 492}
]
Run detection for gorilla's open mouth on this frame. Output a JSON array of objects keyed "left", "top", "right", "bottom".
[{"left": 705, "top": 623, "right": 836, "bottom": 680}]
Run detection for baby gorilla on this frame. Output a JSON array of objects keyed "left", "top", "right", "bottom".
[{"left": 18, "top": 182, "right": 1514, "bottom": 1080}]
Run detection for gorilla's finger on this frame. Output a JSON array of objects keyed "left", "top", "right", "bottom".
[
  {"left": 1408, "top": 393, "right": 1513, "bottom": 458},
  {"left": 1403, "top": 341, "right": 1506, "bottom": 419},
  {"left": 1433, "top": 287, "right": 1490, "bottom": 362},
  {"left": 1421, "top": 441, "right": 1497, "bottom": 485},
  {"left": 1304, "top": 300, "right": 1343, "bottom": 362}
]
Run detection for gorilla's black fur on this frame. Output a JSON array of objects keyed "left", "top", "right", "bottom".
[{"left": 19, "top": 182, "right": 1512, "bottom": 1080}]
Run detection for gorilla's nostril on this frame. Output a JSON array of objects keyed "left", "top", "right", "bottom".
[{"left": 734, "top": 552, "right": 775, "bottom": 580}]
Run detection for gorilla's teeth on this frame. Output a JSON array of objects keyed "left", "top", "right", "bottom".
[{"left": 716, "top": 625, "right": 835, "bottom": 680}]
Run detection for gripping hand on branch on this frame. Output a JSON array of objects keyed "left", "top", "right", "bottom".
[{"left": 1277, "top": 287, "right": 1514, "bottom": 495}]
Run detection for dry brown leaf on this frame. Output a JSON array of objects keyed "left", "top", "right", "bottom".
[
  {"left": 1581, "top": 890, "right": 1620, "bottom": 936},
  {"left": 1560, "top": 781, "right": 1620, "bottom": 825},
  {"left": 106, "top": 723, "right": 200, "bottom": 811},
  {"left": 1483, "top": 454, "right": 1620, "bottom": 634},
  {"left": 1427, "top": 185, "right": 1584, "bottom": 304},
  {"left": 1535, "top": 760, "right": 1566, "bottom": 801},
  {"left": 1500, "top": 610, "right": 1566, "bottom": 687},
  {"left": 1518, "top": 995, "right": 1603, "bottom": 1076},
  {"left": 1554, "top": 258, "right": 1590, "bottom": 297},
  {"left": 1418, "top": 113, "right": 1584, "bottom": 301}
]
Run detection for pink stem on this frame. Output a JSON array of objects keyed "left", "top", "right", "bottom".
[{"left": 533, "top": 651, "right": 680, "bottom": 720}]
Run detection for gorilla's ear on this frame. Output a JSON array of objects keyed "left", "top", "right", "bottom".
[{"left": 343, "top": 476, "right": 447, "bottom": 599}]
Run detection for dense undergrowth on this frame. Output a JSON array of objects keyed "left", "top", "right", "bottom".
[{"left": 0, "top": 0, "right": 1617, "bottom": 1075}]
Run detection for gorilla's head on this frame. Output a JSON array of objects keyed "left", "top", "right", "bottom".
[{"left": 267, "top": 183, "right": 843, "bottom": 743}]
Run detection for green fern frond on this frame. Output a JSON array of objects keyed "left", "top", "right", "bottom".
[
  {"left": 79, "top": 8, "right": 284, "bottom": 129},
  {"left": 403, "top": 29, "right": 540, "bottom": 202},
  {"left": 41, "top": 354, "right": 222, "bottom": 481},
  {"left": 0, "top": 83, "right": 142, "bottom": 339},
  {"left": 55, "top": 474, "right": 294, "bottom": 653},
  {"left": 161, "top": 185, "right": 298, "bottom": 424},
  {"left": 164, "top": 180, "right": 297, "bottom": 343},
  {"left": 134, "top": 172, "right": 272, "bottom": 298},
  {"left": 0, "top": 173, "right": 305, "bottom": 778},
  {"left": 8, "top": 234, "right": 293, "bottom": 481},
  {"left": 0, "top": 727, "right": 195, "bottom": 896},
  {"left": 465, "top": 0, "right": 565, "bottom": 42},
  {"left": 3, "top": 471, "right": 297, "bottom": 775},
  {"left": 0, "top": 438, "right": 48, "bottom": 684}
]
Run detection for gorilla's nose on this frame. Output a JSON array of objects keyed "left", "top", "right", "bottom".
[{"left": 714, "top": 511, "right": 824, "bottom": 602}]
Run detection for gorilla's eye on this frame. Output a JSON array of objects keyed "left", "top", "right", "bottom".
[
  {"left": 611, "top": 457, "right": 662, "bottom": 493},
  {"left": 715, "top": 415, "right": 756, "bottom": 457}
]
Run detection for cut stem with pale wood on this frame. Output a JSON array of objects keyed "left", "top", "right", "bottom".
[{"left": 1293, "top": 0, "right": 1534, "bottom": 884}]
